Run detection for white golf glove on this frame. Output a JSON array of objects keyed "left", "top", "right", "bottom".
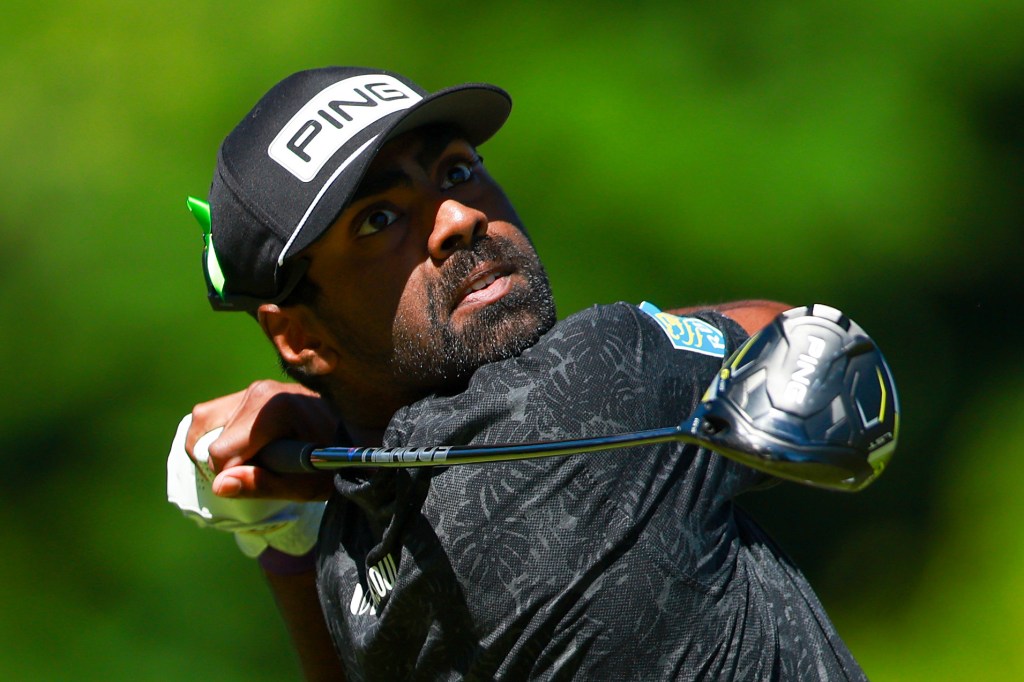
[{"left": 166, "top": 414, "right": 325, "bottom": 558}]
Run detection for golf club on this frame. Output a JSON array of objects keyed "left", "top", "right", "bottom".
[{"left": 256, "top": 305, "right": 899, "bottom": 492}]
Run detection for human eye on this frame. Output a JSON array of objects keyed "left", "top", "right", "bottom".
[
  {"left": 440, "top": 158, "right": 478, "bottom": 190},
  {"left": 355, "top": 208, "right": 399, "bottom": 237}
]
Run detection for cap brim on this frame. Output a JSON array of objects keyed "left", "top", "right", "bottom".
[{"left": 279, "top": 83, "right": 511, "bottom": 261}]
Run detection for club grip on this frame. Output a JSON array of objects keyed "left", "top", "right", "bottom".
[{"left": 253, "top": 439, "right": 319, "bottom": 473}]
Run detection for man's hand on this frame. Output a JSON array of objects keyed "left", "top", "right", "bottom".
[{"left": 185, "top": 380, "right": 339, "bottom": 500}]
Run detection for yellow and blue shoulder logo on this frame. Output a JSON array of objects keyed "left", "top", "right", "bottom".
[{"left": 638, "top": 301, "right": 727, "bottom": 358}]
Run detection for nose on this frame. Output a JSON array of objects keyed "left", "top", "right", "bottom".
[{"left": 427, "top": 199, "right": 488, "bottom": 260}]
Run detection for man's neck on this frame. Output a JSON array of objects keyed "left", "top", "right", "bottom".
[
  {"left": 330, "top": 384, "right": 427, "bottom": 447},
  {"left": 329, "top": 370, "right": 472, "bottom": 447},
  {"left": 340, "top": 419, "right": 387, "bottom": 447}
]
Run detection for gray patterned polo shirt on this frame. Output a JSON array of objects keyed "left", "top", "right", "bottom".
[{"left": 316, "top": 303, "right": 866, "bottom": 681}]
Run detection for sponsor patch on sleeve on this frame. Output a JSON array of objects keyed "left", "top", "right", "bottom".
[{"left": 638, "top": 301, "right": 727, "bottom": 358}]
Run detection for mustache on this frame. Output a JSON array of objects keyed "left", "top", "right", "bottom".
[{"left": 434, "top": 235, "right": 520, "bottom": 297}]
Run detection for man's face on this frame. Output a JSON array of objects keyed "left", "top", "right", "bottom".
[{"left": 299, "top": 127, "right": 556, "bottom": 402}]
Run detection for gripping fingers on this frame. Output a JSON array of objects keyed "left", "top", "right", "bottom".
[
  {"left": 186, "top": 388, "right": 250, "bottom": 455},
  {"left": 189, "top": 380, "right": 336, "bottom": 474}
]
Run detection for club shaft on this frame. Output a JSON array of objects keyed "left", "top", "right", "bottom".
[{"left": 258, "top": 426, "right": 694, "bottom": 473}]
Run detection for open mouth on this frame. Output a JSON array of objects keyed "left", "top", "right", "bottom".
[
  {"left": 469, "top": 272, "right": 501, "bottom": 292},
  {"left": 453, "top": 265, "right": 514, "bottom": 312}
]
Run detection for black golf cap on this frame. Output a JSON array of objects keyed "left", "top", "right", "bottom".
[{"left": 192, "top": 66, "right": 512, "bottom": 311}]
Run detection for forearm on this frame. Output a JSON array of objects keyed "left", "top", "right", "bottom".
[
  {"left": 666, "top": 299, "right": 791, "bottom": 335},
  {"left": 263, "top": 565, "right": 347, "bottom": 681}
]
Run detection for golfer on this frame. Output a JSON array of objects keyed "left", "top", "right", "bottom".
[{"left": 172, "top": 66, "right": 867, "bottom": 681}]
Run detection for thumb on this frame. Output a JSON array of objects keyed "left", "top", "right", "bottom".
[
  {"left": 213, "top": 465, "right": 334, "bottom": 501},
  {"left": 211, "top": 467, "right": 250, "bottom": 498}
]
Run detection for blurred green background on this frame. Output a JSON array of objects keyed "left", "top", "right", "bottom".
[{"left": 2, "top": 1, "right": 1022, "bottom": 679}]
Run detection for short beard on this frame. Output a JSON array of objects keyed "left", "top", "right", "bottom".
[{"left": 390, "top": 235, "right": 557, "bottom": 392}]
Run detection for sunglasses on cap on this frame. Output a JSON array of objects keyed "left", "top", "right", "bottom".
[{"left": 186, "top": 196, "right": 308, "bottom": 312}]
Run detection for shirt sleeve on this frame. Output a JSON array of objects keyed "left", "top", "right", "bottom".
[{"left": 385, "top": 302, "right": 754, "bottom": 477}]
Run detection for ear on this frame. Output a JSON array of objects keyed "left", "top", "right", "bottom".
[{"left": 257, "top": 303, "right": 339, "bottom": 376}]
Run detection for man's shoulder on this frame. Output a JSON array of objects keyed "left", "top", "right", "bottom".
[
  {"left": 539, "top": 302, "right": 739, "bottom": 359},
  {"left": 523, "top": 302, "right": 645, "bottom": 356},
  {"left": 541, "top": 301, "right": 644, "bottom": 335}
]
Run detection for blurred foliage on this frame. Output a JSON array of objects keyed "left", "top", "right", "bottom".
[{"left": 1, "top": 1, "right": 1021, "bottom": 679}]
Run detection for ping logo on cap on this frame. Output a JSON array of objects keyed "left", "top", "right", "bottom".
[{"left": 269, "top": 74, "right": 423, "bottom": 182}]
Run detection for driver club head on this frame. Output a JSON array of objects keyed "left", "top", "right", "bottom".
[{"left": 688, "top": 304, "right": 899, "bottom": 492}]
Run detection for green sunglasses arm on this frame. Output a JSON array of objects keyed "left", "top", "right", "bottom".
[{"left": 186, "top": 196, "right": 226, "bottom": 298}]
